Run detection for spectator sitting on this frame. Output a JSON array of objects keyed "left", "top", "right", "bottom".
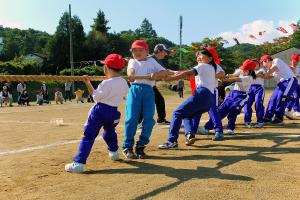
[
  {"left": 0, "top": 86, "right": 13, "bottom": 107},
  {"left": 36, "top": 90, "right": 44, "bottom": 106},
  {"left": 19, "top": 90, "right": 30, "bottom": 106},
  {"left": 74, "top": 88, "right": 84, "bottom": 103},
  {"left": 55, "top": 89, "right": 64, "bottom": 104}
]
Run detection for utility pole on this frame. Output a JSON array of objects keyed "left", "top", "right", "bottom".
[
  {"left": 69, "top": 4, "right": 74, "bottom": 94},
  {"left": 179, "top": 15, "right": 182, "bottom": 69}
]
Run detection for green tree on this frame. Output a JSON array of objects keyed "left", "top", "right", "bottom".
[
  {"left": 45, "top": 12, "right": 85, "bottom": 74},
  {"left": 135, "top": 18, "right": 157, "bottom": 38},
  {"left": 91, "top": 9, "right": 110, "bottom": 34}
]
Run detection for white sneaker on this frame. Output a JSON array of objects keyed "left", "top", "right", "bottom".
[
  {"left": 108, "top": 151, "right": 120, "bottom": 161},
  {"left": 65, "top": 162, "right": 84, "bottom": 173},
  {"left": 227, "top": 129, "right": 234, "bottom": 135},
  {"left": 244, "top": 122, "right": 251, "bottom": 128},
  {"left": 197, "top": 126, "right": 209, "bottom": 135},
  {"left": 293, "top": 111, "right": 300, "bottom": 117},
  {"left": 284, "top": 110, "right": 295, "bottom": 120},
  {"left": 253, "top": 122, "right": 264, "bottom": 128}
]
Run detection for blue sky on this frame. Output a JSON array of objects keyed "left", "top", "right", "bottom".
[{"left": 0, "top": 0, "right": 299, "bottom": 46}]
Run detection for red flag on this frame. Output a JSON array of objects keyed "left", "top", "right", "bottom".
[
  {"left": 249, "top": 34, "right": 256, "bottom": 40},
  {"left": 276, "top": 27, "right": 288, "bottom": 33},
  {"left": 258, "top": 31, "right": 266, "bottom": 36},
  {"left": 289, "top": 23, "right": 299, "bottom": 31},
  {"left": 210, "top": 40, "right": 219, "bottom": 46}
]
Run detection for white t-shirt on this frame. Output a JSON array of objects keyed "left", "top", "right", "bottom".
[
  {"left": 234, "top": 75, "right": 253, "bottom": 92},
  {"left": 233, "top": 68, "right": 242, "bottom": 76},
  {"left": 271, "top": 58, "right": 295, "bottom": 82},
  {"left": 215, "top": 65, "right": 225, "bottom": 88},
  {"left": 92, "top": 77, "right": 129, "bottom": 107},
  {"left": 193, "top": 63, "right": 215, "bottom": 93},
  {"left": 252, "top": 68, "right": 265, "bottom": 86},
  {"left": 127, "top": 57, "right": 165, "bottom": 87}
]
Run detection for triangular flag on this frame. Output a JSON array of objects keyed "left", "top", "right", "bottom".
[
  {"left": 180, "top": 48, "right": 190, "bottom": 53},
  {"left": 289, "top": 23, "right": 299, "bottom": 31},
  {"left": 258, "top": 31, "right": 266, "bottom": 36},
  {"left": 233, "top": 38, "right": 240, "bottom": 45},
  {"left": 276, "top": 27, "right": 288, "bottom": 33},
  {"left": 249, "top": 34, "right": 257, "bottom": 40}
]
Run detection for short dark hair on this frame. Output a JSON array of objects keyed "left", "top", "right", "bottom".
[{"left": 107, "top": 66, "right": 122, "bottom": 72}]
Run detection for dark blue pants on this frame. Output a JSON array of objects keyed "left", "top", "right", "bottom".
[
  {"left": 204, "top": 89, "right": 223, "bottom": 133},
  {"left": 216, "top": 90, "right": 248, "bottom": 131},
  {"left": 286, "top": 84, "right": 300, "bottom": 112},
  {"left": 244, "top": 84, "right": 265, "bottom": 123},
  {"left": 264, "top": 77, "right": 298, "bottom": 120},
  {"left": 73, "top": 103, "right": 120, "bottom": 164},
  {"left": 167, "top": 87, "right": 213, "bottom": 143}
]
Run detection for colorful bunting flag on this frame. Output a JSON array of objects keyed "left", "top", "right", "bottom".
[
  {"left": 289, "top": 23, "right": 299, "bottom": 31},
  {"left": 249, "top": 34, "right": 257, "bottom": 40},
  {"left": 180, "top": 48, "right": 190, "bottom": 53},
  {"left": 276, "top": 27, "right": 288, "bottom": 33},
  {"left": 233, "top": 38, "right": 240, "bottom": 45},
  {"left": 258, "top": 31, "right": 266, "bottom": 36}
]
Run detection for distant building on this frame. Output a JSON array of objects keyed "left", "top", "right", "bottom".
[
  {"left": 24, "top": 53, "right": 47, "bottom": 66},
  {"left": 265, "top": 47, "right": 300, "bottom": 88}
]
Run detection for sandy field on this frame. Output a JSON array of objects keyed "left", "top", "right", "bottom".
[{"left": 0, "top": 90, "right": 300, "bottom": 200}]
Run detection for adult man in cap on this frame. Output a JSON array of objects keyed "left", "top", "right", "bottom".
[
  {"left": 151, "top": 44, "right": 172, "bottom": 124},
  {"left": 138, "top": 44, "right": 172, "bottom": 125}
]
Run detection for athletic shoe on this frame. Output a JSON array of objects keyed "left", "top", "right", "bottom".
[
  {"left": 272, "top": 118, "right": 284, "bottom": 125},
  {"left": 263, "top": 118, "right": 272, "bottom": 124},
  {"left": 253, "top": 122, "right": 264, "bottom": 128},
  {"left": 227, "top": 129, "right": 235, "bottom": 135},
  {"left": 294, "top": 111, "right": 300, "bottom": 117},
  {"left": 212, "top": 132, "right": 224, "bottom": 141},
  {"left": 284, "top": 110, "right": 295, "bottom": 120},
  {"left": 135, "top": 146, "right": 147, "bottom": 159},
  {"left": 65, "top": 162, "right": 84, "bottom": 173},
  {"left": 185, "top": 133, "right": 196, "bottom": 145},
  {"left": 108, "top": 151, "right": 120, "bottom": 161},
  {"left": 158, "top": 141, "right": 178, "bottom": 149},
  {"left": 244, "top": 122, "right": 251, "bottom": 128},
  {"left": 157, "top": 120, "right": 170, "bottom": 125},
  {"left": 197, "top": 126, "right": 209, "bottom": 135},
  {"left": 122, "top": 148, "right": 135, "bottom": 159}
]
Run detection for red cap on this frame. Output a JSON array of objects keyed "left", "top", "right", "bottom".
[
  {"left": 259, "top": 55, "right": 273, "bottom": 63},
  {"left": 101, "top": 54, "right": 126, "bottom": 69},
  {"left": 206, "top": 46, "right": 220, "bottom": 64},
  {"left": 291, "top": 54, "right": 300, "bottom": 62},
  {"left": 131, "top": 40, "right": 149, "bottom": 49},
  {"left": 240, "top": 59, "right": 257, "bottom": 71}
]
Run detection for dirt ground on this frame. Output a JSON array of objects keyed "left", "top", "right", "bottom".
[{"left": 1, "top": 90, "right": 300, "bottom": 200}]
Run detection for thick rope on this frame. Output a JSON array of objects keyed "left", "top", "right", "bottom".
[{"left": 0, "top": 75, "right": 151, "bottom": 82}]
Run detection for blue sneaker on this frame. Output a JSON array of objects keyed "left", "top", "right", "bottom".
[
  {"left": 212, "top": 132, "right": 224, "bottom": 141},
  {"left": 197, "top": 126, "right": 209, "bottom": 135},
  {"left": 227, "top": 129, "right": 235, "bottom": 135}
]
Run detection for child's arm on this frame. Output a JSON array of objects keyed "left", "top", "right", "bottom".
[
  {"left": 150, "top": 70, "right": 169, "bottom": 80},
  {"left": 262, "top": 66, "right": 278, "bottom": 79},
  {"left": 83, "top": 76, "right": 95, "bottom": 95},
  {"left": 164, "top": 69, "right": 195, "bottom": 81},
  {"left": 127, "top": 68, "right": 135, "bottom": 82},
  {"left": 222, "top": 77, "right": 242, "bottom": 83},
  {"left": 216, "top": 71, "right": 225, "bottom": 79}
]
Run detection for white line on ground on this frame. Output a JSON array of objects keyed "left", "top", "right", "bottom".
[{"left": 0, "top": 124, "right": 167, "bottom": 157}]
